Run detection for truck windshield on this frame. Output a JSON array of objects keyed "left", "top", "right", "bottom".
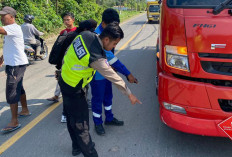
[
  {"left": 167, "top": 0, "right": 232, "bottom": 8},
  {"left": 149, "top": 5, "right": 160, "bottom": 12}
]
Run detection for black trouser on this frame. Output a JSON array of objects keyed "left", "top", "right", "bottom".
[
  {"left": 59, "top": 77, "right": 98, "bottom": 157},
  {"left": 5, "top": 65, "right": 26, "bottom": 104}
]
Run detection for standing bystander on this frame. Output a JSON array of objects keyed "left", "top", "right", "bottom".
[
  {"left": 47, "top": 12, "right": 77, "bottom": 123},
  {"left": 91, "top": 8, "right": 138, "bottom": 135},
  {"left": 0, "top": 6, "right": 30, "bottom": 133}
]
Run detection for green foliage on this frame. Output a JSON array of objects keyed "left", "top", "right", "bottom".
[
  {"left": 0, "top": 0, "right": 143, "bottom": 34},
  {"left": 96, "top": 0, "right": 147, "bottom": 11},
  {"left": 120, "top": 10, "right": 141, "bottom": 23},
  {"left": 0, "top": 0, "right": 103, "bottom": 33},
  {"left": 2, "top": 0, "right": 63, "bottom": 33},
  {"left": 58, "top": 0, "right": 103, "bottom": 24}
]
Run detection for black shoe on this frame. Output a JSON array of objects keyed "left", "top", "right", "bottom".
[
  {"left": 72, "top": 148, "right": 81, "bottom": 156},
  {"left": 105, "top": 118, "right": 124, "bottom": 126},
  {"left": 95, "top": 124, "right": 105, "bottom": 135}
]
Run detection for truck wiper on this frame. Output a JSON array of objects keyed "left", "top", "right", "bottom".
[{"left": 213, "top": 0, "right": 232, "bottom": 15}]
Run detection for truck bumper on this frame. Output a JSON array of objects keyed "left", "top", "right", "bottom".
[
  {"left": 148, "top": 17, "right": 159, "bottom": 21},
  {"left": 158, "top": 73, "right": 232, "bottom": 137},
  {"left": 160, "top": 108, "right": 226, "bottom": 137}
]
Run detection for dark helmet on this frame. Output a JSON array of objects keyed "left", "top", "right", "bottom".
[{"left": 24, "top": 15, "right": 34, "bottom": 23}]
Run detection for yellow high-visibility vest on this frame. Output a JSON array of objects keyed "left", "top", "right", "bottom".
[{"left": 61, "top": 35, "right": 96, "bottom": 88}]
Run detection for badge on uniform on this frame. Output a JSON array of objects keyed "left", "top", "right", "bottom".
[{"left": 73, "top": 36, "right": 87, "bottom": 60}]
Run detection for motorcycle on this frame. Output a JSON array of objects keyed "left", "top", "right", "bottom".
[{"left": 24, "top": 37, "right": 48, "bottom": 65}]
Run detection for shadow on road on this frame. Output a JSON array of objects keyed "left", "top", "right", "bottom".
[
  {"left": 45, "top": 74, "right": 55, "bottom": 77},
  {"left": 0, "top": 98, "right": 54, "bottom": 114},
  {"left": 0, "top": 65, "right": 5, "bottom": 72},
  {"left": 159, "top": 125, "right": 232, "bottom": 156},
  {"left": 131, "top": 21, "right": 147, "bottom": 25},
  {"left": 0, "top": 98, "right": 49, "bottom": 106},
  {"left": 147, "top": 21, "right": 159, "bottom": 24}
]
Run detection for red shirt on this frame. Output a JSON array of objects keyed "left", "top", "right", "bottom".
[{"left": 60, "top": 27, "right": 77, "bottom": 35}]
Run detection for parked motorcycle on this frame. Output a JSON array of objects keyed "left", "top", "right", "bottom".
[{"left": 24, "top": 37, "right": 48, "bottom": 65}]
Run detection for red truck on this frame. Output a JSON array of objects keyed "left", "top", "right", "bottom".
[{"left": 156, "top": 0, "right": 232, "bottom": 137}]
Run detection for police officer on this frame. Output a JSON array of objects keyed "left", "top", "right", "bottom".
[{"left": 59, "top": 23, "right": 141, "bottom": 157}]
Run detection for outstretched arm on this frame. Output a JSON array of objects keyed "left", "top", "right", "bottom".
[
  {"left": 111, "top": 60, "right": 138, "bottom": 84},
  {"left": 106, "top": 50, "right": 138, "bottom": 84},
  {"left": 0, "top": 27, "right": 7, "bottom": 35},
  {"left": 32, "top": 25, "right": 44, "bottom": 36},
  {"left": 90, "top": 58, "right": 142, "bottom": 105}
]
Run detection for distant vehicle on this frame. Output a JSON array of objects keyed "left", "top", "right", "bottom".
[
  {"left": 147, "top": 1, "right": 160, "bottom": 23},
  {"left": 156, "top": 0, "right": 232, "bottom": 137},
  {"left": 24, "top": 37, "right": 48, "bottom": 64}
]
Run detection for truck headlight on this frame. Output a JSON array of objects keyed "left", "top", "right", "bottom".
[
  {"left": 165, "top": 45, "right": 189, "bottom": 71},
  {"left": 163, "top": 102, "right": 187, "bottom": 114}
]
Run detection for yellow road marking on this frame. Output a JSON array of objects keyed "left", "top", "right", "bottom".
[
  {"left": 0, "top": 20, "right": 147, "bottom": 155},
  {"left": 0, "top": 99, "right": 62, "bottom": 155},
  {"left": 115, "top": 22, "right": 147, "bottom": 55}
]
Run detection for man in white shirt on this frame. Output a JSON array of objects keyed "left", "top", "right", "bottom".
[{"left": 0, "top": 6, "right": 30, "bottom": 133}]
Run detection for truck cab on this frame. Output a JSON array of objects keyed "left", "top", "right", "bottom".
[
  {"left": 147, "top": 1, "right": 160, "bottom": 23},
  {"left": 157, "top": 0, "right": 232, "bottom": 137}
]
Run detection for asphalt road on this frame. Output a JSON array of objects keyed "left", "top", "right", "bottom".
[{"left": 1, "top": 14, "right": 232, "bottom": 157}]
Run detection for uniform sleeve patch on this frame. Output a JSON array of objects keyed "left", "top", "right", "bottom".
[{"left": 73, "top": 37, "right": 87, "bottom": 60}]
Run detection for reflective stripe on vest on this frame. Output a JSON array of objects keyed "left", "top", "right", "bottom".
[{"left": 61, "top": 35, "right": 96, "bottom": 88}]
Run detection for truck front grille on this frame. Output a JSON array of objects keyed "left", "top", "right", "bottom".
[
  {"left": 199, "top": 53, "right": 232, "bottom": 76},
  {"left": 218, "top": 99, "right": 232, "bottom": 112},
  {"left": 201, "top": 61, "right": 232, "bottom": 76},
  {"left": 173, "top": 74, "right": 232, "bottom": 87},
  {"left": 199, "top": 53, "right": 232, "bottom": 59},
  {"left": 152, "top": 15, "right": 159, "bottom": 18}
]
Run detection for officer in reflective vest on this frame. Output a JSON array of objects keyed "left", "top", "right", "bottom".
[{"left": 58, "top": 22, "right": 142, "bottom": 157}]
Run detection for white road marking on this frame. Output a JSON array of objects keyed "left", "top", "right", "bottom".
[
  {"left": 0, "top": 103, "right": 44, "bottom": 116},
  {"left": 0, "top": 106, "right": 9, "bottom": 116}
]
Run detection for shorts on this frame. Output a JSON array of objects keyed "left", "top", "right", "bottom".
[{"left": 5, "top": 65, "right": 27, "bottom": 104}]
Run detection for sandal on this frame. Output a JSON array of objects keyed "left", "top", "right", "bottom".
[
  {"left": 1, "top": 124, "right": 21, "bottom": 133},
  {"left": 47, "top": 97, "right": 59, "bottom": 102}
]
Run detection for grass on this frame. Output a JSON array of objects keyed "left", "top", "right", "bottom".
[{"left": 120, "top": 10, "right": 144, "bottom": 23}]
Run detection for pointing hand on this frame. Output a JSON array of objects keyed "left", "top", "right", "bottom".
[{"left": 128, "top": 94, "right": 142, "bottom": 105}]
